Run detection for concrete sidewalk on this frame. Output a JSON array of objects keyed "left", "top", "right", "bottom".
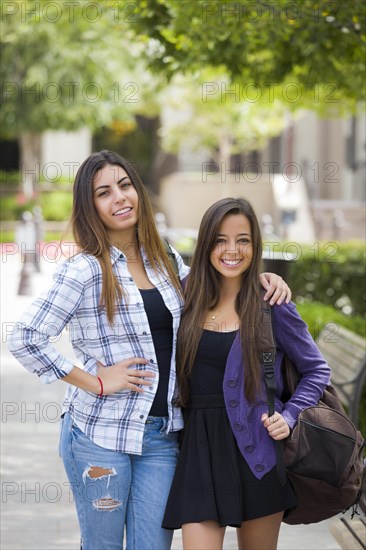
[{"left": 1, "top": 253, "right": 341, "bottom": 549}]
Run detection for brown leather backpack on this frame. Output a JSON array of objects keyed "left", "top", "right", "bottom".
[{"left": 260, "top": 299, "right": 365, "bottom": 525}]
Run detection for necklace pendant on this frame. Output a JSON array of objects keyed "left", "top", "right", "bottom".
[{"left": 211, "top": 315, "right": 216, "bottom": 320}]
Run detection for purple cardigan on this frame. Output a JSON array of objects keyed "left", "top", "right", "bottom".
[{"left": 223, "top": 301, "right": 331, "bottom": 479}]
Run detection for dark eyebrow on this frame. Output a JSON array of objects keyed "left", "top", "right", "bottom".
[
  {"left": 217, "top": 232, "right": 251, "bottom": 237},
  {"left": 94, "top": 176, "right": 130, "bottom": 193}
]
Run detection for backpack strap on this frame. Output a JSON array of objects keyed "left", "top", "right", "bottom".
[{"left": 259, "top": 295, "right": 287, "bottom": 486}]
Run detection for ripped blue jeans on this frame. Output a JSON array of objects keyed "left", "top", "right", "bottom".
[{"left": 60, "top": 413, "right": 179, "bottom": 550}]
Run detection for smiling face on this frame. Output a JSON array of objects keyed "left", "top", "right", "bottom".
[
  {"left": 209, "top": 213, "right": 253, "bottom": 283},
  {"left": 93, "top": 164, "right": 139, "bottom": 239}
]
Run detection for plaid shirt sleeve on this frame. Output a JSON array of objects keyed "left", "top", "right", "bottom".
[
  {"left": 169, "top": 245, "right": 190, "bottom": 280},
  {"left": 8, "top": 260, "right": 85, "bottom": 383}
]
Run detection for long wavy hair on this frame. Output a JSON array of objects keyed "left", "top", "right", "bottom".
[
  {"left": 176, "top": 197, "right": 264, "bottom": 406},
  {"left": 69, "top": 150, "right": 181, "bottom": 324}
]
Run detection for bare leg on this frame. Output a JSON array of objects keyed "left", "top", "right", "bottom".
[
  {"left": 236, "top": 511, "right": 284, "bottom": 550},
  {"left": 182, "top": 520, "right": 226, "bottom": 550}
]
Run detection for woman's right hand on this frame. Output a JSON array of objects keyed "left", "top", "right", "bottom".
[{"left": 96, "top": 357, "right": 154, "bottom": 395}]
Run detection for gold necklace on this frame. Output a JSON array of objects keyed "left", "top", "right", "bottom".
[
  {"left": 210, "top": 301, "right": 233, "bottom": 320},
  {"left": 210, "top": 309, "right": 220, "bottom": 320}
]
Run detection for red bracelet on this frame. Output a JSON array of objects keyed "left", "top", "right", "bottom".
[{"left": 97, "top": 376, "right": 104, "bottom": 397}]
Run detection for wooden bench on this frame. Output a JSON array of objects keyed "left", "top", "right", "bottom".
[
  {"left": 316, "top": 324, "right": 366, "bottom": 426},
  {"left": 329, "top": 461, "right": 366, "bottom": 550},
  {"left": 318, "top": 325, "right": 366, "bottom": 549}
]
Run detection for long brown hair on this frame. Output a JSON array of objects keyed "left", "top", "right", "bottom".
[
  {"left": 69, "top": 150, "right": 181, "bottom": 324},
  {"left": 177, "top": 197, "right": 264, "bottom": 406}
]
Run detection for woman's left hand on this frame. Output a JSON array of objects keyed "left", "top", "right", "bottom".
[
  {"left": 261, "top": 412, "right": 290, "bottom": 440},
  {"left": 259, "top": 272, "right": 291, "bottom": 305}
]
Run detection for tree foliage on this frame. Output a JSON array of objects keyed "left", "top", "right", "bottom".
[
  {"left": 159, "top": 69, "right": 288, "bottom": 163},
  {"left": 288, "top": 240, "right": 366, "bottom": 318},
  {"left": 0, "top": 0, "right": 161, "bottom": 139},
  {"left": 2, "top": 0, "right": 365, "bottom": 141},
  {"left": 123, "top": 0, "right": 366, "bottom": 106}
]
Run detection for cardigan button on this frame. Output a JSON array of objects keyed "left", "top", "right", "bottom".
[
  {"left": 228, "top": 379, "right": 237, "bottom": 387},
  {"left": 254, "top": 464, "right": 264, "bottom": 472},
  {"left": 229, "top": 399, "right": 238, "bottom": 408},
  {"left": 234, "top": 422, "right": 243, "bottom": 431},
  {"left": 244, "top": 445, "right": 254, "bottom": 453}
]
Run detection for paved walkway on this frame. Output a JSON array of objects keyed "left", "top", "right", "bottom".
[{"left": 1, "top": 253, "right": 341, "bottom": 549}]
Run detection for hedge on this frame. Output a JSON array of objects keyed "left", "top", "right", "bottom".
[
  {"left": 296, "top": 302, "right": 365, "bottom": 340},
  {"left": 285, "top": 241, "right": 366, "bottom": 318},
  {"left": 1, "top": 192, "right": 72, "bottom": 222}
]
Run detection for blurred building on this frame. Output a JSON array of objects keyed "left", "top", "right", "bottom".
[
  {"left": 262, "top": 111, "right": 366, "bottom": 241},
  {"left": 41, "top": 128, "right": 92, "bottom": 180},
  {"left": 1, "top": 111, "right": 364, "bottom": 243},
  {"left": 160, "top": 109, "right": 366, "bottom": 242}
]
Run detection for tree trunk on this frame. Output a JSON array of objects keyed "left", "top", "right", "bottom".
[
  {"left": 218, "top": 133, "right": 233, "bottom": 198},
  {"left": 19, "top": 132, "right": 42, "bottom": 199}
]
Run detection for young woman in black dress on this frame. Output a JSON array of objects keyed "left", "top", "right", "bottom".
[{"left": 162, "top": 198, "right": 330, "bottom": 549}]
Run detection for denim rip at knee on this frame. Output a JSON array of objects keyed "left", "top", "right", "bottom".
[{"left": 60, "top": 413, "right": 179, "bottom": 550}]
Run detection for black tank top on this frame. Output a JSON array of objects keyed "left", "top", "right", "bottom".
[
  {"left": 139, "top": 288, "right": 173, "bottom": 416},
  {"left": 189, "top": 329, "right": 238, "bottom": 395}
]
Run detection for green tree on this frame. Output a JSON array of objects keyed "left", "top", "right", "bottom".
[
  {"left": 159, "top": 69, "right": 288, "bottom": 166},
  {"left": 124, "top": 0, "right": 366, "bottom": 104},
  {"left": 3, "top": 0, "right": 365, "bottom": 202},
  {"left": 0, "top": 0, "right": 160, "bottom": 196}
]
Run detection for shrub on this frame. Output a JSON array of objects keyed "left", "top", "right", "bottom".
[
  {"left": 1, "top": 188, "right": 73, "bottom": 222},
  {"left": 1, "top": 194, "right": 18, "bottom": 220},
  {"left": 0, "top": 170, "right": 21, "bottom": 185},
  {"left": 40, "top": 192, "right": 72, "bottom": 221},
  {"left": 287, "top": 241, "right": 366, "bottom": 318},
  {"left": 297, "top": 302, "right": 365, "bottom": 339},
  {"left": 0, "top": 231, "right": 14, "bottom": 242}
]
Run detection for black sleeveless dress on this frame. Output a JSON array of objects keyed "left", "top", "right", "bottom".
[
  {"left": 162, "top": 329, "right": 297, "bottom": 529},
  {"left": 139, "top": 287, "right": 173, "bottom": 417}
]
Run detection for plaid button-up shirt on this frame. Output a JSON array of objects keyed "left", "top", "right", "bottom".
[{"left": 8, "top": 245, "right": 190, "bottom": 454}]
